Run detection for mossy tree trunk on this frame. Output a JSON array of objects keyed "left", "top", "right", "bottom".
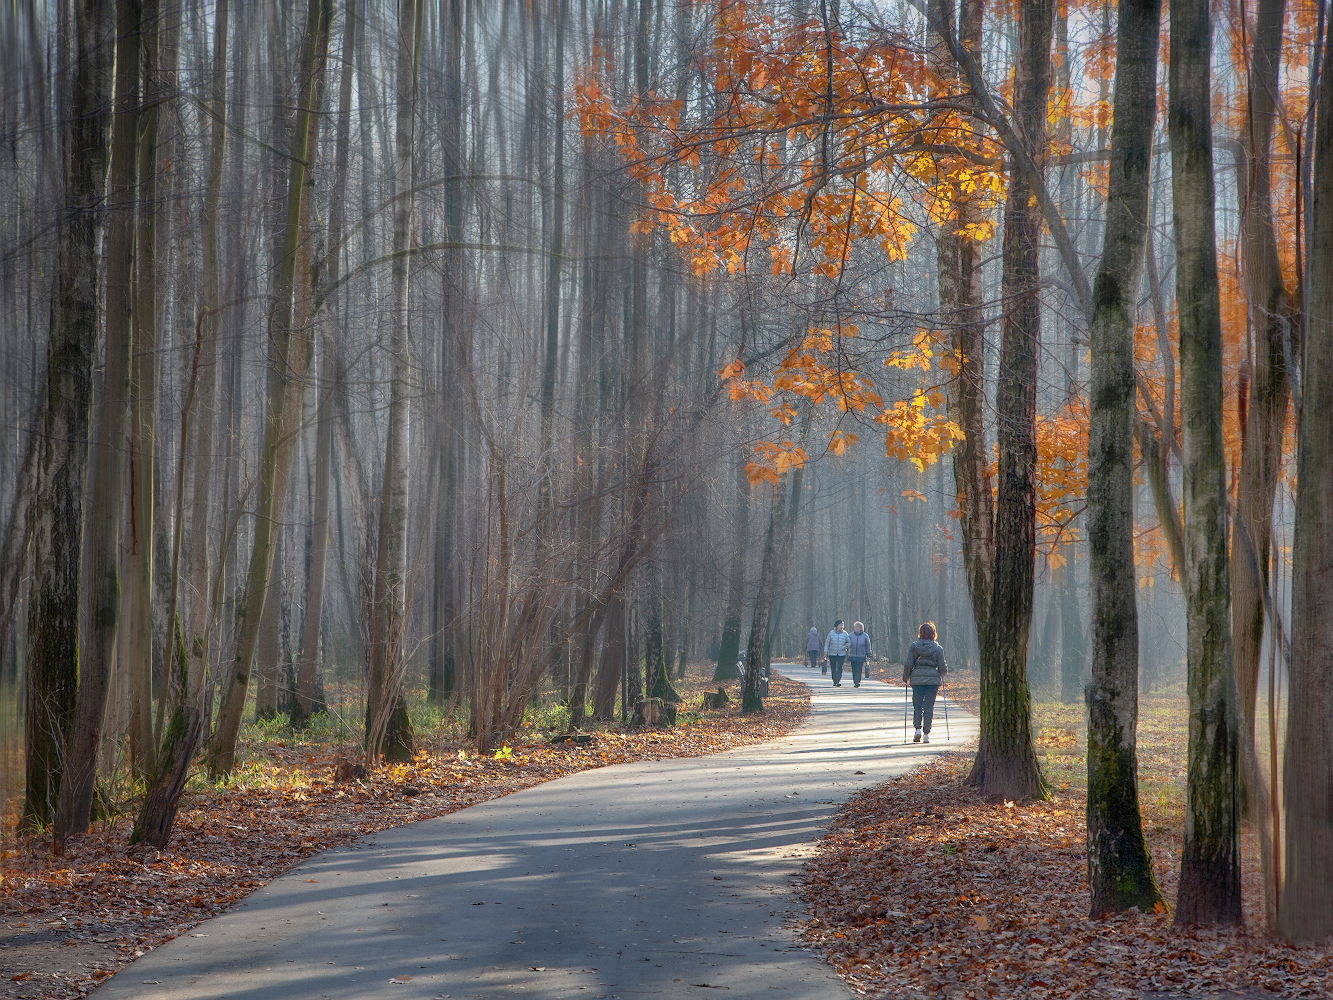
[
  {"left": 1084, "top": 0, "right": 1165, "bottom": 916},
  {"left": 1170, "top": 0, "right": 1242, "bottom": 928}
]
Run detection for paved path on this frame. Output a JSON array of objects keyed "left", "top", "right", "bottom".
[{"left": 100, "top": 664, "right": 977, "bottom": 1000}]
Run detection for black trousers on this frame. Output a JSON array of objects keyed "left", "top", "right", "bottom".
[
  {"left": 828, "top": 655, "right": 846, "bottom": 684},
  {"left": 912, "top": 683, "right": 939, "bottom": 732},
  {"left": 808, "top": 650, "right": 821, "bottom": 671},
  {"left": 850, "top": 658, "right": 866, "bottom": 685}
]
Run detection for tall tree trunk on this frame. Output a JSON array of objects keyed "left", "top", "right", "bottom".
[
  {"left": 1277, "top": 7, "right": 1333, "bottom": 945},
  {"left": 936, "top": 0, "right": 994, "bottom": 661},
  {"left": 1084, "top": 0, "right": 1164, "bottom": 915},
  {"left": 184, "top": 0, "right": 229, "bottom": 711},
  {"left": 366, "top": 0, "right": 421, "bottom": 765},
  {"left": 969, "top": 0, "right": 1049, "bottom": 801},
  {"left": 55, "top": 0, "right": 141, "bottom": 840},
  {"left": 1232, "top": 0, "right": 1292, "bottom": 926},
  {"left": 714, "top": 454, "right": 750, "bottom": 681},
  {"left": 209, "top": 0, "right": 331, "bottom": 777},
  {"left": 1170, "top": 0, "right": 1242, "bottom": 927},
  {"left": 121, "top": 0, "right": 162, "bottom": 778},
  {"left": 22, "top": 0, "right": 114, "bottom": 832}
]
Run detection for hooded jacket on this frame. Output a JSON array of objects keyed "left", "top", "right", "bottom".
[
  {"left": 903, "top": 638, "right": 947, "bottom": 685},
  {"left": 806, "top": 628, "right": 822, "bottom": 652},
  {"left": 824, "top": 629, "right": 851, "bottom": 656}
]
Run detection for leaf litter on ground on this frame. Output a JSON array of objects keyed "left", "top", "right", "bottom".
[
  {"left": 0, "top": 670, "right": 808, "bottom": 998},
  {"left": 800, "top": 679, "right": 1330, "bottom": 999}
]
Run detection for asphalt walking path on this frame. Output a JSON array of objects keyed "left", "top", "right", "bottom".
[{"left": 100, "top": 663, "right": 978, "bottom": 1000}]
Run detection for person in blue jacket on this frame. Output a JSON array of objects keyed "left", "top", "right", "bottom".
[
  {"left": 847, "top": 621, "right": 873, "bottom": 688},
  {"left": 824, "top": 620, "right": 851, "bottom": 687}
]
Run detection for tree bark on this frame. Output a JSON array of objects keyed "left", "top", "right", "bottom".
[
  {"left": 55, "top": 0, "right": 141, "bottom": 840},
  {"left": 936, "top": 0, "right": 995, "bottom": 665},
  {"left": 209, "top": 0, "right": 331, "bottom": 777},
  {"left": 968, "top": 0, "right": 1049, "bottom": 802},
  {"left": 366, "top": 0, "right": 422, "bottom": 765},
  {"left": 1084, "top": 0, "right": 1164, "bottom": 915},
  {"left": 1232, "top": 0, "right": 1292, "bottom": 926},
  {"left": 1277, "top": 7, "right": 1333, "bottom": 944},
  {"left": 1170, "top": 0, "right": 1242, "bottom": 927},
  {"left": 184, "top": 0, "right": 229, "bottom": 712},
  {"left": 714, "top": 454, "right": 750, "bottom": 681},
  {"left": 22, "top": 0, "right": 113, "bottom": 832}
]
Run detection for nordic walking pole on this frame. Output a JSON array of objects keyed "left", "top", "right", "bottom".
[
  {"left": 902, "top": 680, "right": 909, "bottom": 744},
  {"left": 941, "top": 682, "right": 950, "bottom": 740}
]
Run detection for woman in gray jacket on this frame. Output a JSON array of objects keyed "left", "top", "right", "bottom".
[{"left": 902, "top": 621, "right": 946, "bottom": 742}]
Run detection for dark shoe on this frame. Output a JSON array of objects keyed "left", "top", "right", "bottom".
[{"left": 854, "top": 683, "right": 860, "bottom": 688}]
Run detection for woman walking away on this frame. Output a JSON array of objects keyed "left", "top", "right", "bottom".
[
  {"left": 903, "top": 621, "right": 946, "bottom": 742},
  {"left": 825, "top": 620, "right": 850, "bottom": 686},
  {"left": 848, "top": 622, "right": 872, "bottom": 688},
  {"left": 806, "top": 625, "right": 823, "bottom": 673}
]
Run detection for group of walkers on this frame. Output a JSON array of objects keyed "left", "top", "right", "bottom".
[{"left": 804, "top": 619, "right": 947, "bottom": 743}]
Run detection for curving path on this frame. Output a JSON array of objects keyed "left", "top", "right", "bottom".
[{"left": 99, "top": 663, "right": 977, "bottom": 1000}]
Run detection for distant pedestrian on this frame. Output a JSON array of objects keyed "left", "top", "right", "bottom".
[
  {"left": 847, "top": 622, "right": 872, "bottom": 688},
  {"left": 825, "top": 620, "right": 850, "bottom": 687},
  {"left": 902, "top": 621, "right": 947, "bottom": 743},
  {"left": 805, "top": 626, "right": 823, "bottom": 672}
]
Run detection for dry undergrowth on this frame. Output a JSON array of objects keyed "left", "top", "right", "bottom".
[
  {"left": 800, "top": 698, "right": 1330, "bottom": 1000},
  {"left": 0, "top": 669, "right": 808, "bottom": 998}
]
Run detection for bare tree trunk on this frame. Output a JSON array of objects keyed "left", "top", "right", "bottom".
[
  {"left": 1170, "top": 0, "right": 1242, "bottom": 927},
  {"left": 1277, "top": 8, "right": 1333, "bottom": 945},
  {"left": 714, "top": 454, "right": 750, "bottom": 681},
  {"left": 366, "top": 0, "right": 421, "bottom": 765},
  {"left": 1231, "top": 0, "right": 1292, "bottom": 927},
  {"left": 22, "top": 0, "right": 113, "bottom": 832},
  {"left": 1084, "top": 0, "right": 1164, "bottom": 915},
  {"left": 184, "top": 0, "right": 228, "bottom": 710},
  {"left": 210, "top": 0, "right": 331, "bottom": 777},
  {"left": 56, "top": 0, "right": 141, "bottom": 840},
  {"left": 120, "top": 0, "right": 162, "bottom": 779},
  {"left": 969, "top": 0, "right": 1049, "bottom": 802}
]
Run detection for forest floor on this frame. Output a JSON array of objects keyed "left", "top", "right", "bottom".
[
  {"left": 0, "top": 666, "right": 808, "bottom": 999},
  {"left": 801, "top": 672, "right": 1328, "bottom": 999}
]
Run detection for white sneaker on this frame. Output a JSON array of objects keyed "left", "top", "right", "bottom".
[
  {"left": 923, "top": 733, "right": 931, "bottom": 743},
  {"left": 913, "top": 729, "right": 922, "bottom": 743}
]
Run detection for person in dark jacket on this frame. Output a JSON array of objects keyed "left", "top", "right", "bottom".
[
  {"left": 902, "top": 621, "right": 946, "bottom": 742},
  {"left": 824, "top": 621, "right": 850, "bottom": 686},
  {"left": 805, "top": 626, "right": 823, "bottom": 673},
  {"left": 847, "top": 622, "right": 872, "bottom": 688}
]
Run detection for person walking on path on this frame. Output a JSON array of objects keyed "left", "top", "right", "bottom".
[
  {"left": 805, "top": 626, "right": 824, "bottom": 673},
  {"left": 825, "top": 620, "right": 850, "bottom": 687},
  {"left": 847, "top": 622, "right": 872, "bottom": 688},
  {"left": 902, "top": 621, "right": 946, "bottom": 742}
]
